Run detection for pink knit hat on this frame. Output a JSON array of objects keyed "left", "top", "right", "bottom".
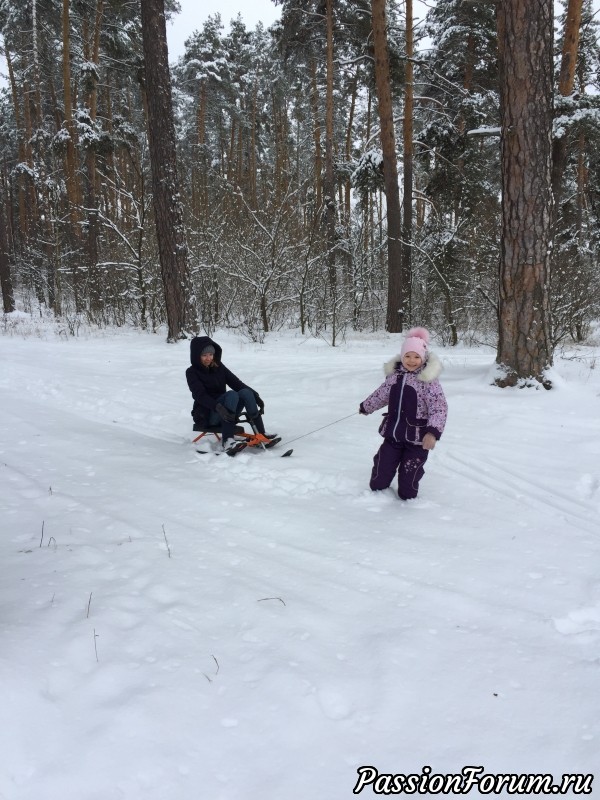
[{"left": 400, "top": 327, "right": 430, "bottom": 360}]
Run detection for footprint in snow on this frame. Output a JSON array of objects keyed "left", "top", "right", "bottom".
[
  {"left": 315, "top": 688, "right": 354, "bottom": 720},
  {"left": 353, "top": 489, "right": 396, "bottom": 509},
  {"left": 575, "top": 473, "right": 599, "bottom": 501},
  {"left": 553, "top": 605, "right": 600, "bottom": 642}
]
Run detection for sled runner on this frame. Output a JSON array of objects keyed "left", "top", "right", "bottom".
[
  {"left": 192, "top": 412, "right": 291, "bottom": 457},
  {"left": 194, "top": 439, "right": 292, "bottom": 458}
]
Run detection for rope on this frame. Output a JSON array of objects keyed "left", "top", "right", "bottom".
[{"left": 281, "top": 411, "right": 359, "bottom": 447}]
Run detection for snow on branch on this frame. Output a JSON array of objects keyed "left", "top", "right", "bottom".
[{"left": 467, "top": 126, "right": 501, "bottom": 137}]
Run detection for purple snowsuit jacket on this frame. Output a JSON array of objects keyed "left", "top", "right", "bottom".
[{"left": 361, "top": 352, "right": 448, "bottom": 444}]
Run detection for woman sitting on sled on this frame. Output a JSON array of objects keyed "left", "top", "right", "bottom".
[{"left": 186, "top": 336, "right": 273, "bottom": 452}]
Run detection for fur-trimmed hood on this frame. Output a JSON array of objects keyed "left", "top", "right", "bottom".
[{"left": 383, "top": 351, "right": 443, "bottom": 383}]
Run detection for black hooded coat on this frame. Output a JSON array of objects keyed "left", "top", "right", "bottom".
[{"left": 186, "top": 336, "right": 256, "bottom": 426}]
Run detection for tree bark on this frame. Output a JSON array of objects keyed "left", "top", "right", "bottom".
[
  {"left": 344, "top": 70, "right": 359, "bottom": 286},
  {"left": 310, "top": 59, "right": 323, "bottom": 216},
  {"left": 401, "top": 0, "right": 414, "bottom": 326},
  {"left": 250, "top": 84, "right": 258, "bottom": 209},
  {"left": 0, "top": 193, "right": 15, "bottom": 313},
  {"left": 551, "top": 0, "right": 583, "bottom": 216},
  {"left": 62, "top": 0, "right": 84, "bottom": 310},
  {"left": 558, "top": 0, "right": 583, "bottom": 97},
  {"left": 140, "top": 0, "right": 195, "bottom": 341},
  {"left": 62, "top": 0, "right": 80, "bottom": 219},
  {"left": 496, "top": 0, "right": 554, "bottom": 386},
  {"left": 324, "top": 0, "right": 336, "bottom": 291},
  {"left": 372, "top": 0, "right": 405, "bottom": 333},
  {"left": 86, "top": 0, "right": 104, "bottom": 313}
]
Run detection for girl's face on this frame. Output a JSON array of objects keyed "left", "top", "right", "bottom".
[
  {"left": 402, "top": 351, "right": 423, "bottom": 371},
  {"left": 200, "top": 352, "right": 214, "bottom": 367}
]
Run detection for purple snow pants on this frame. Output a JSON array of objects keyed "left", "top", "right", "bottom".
[{"left": 370, "top": 439, "right": 429, "bottom": 500}]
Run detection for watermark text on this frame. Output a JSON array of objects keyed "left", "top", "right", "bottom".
[{"left": 353, "top": 765, "right": 594, "bottom": 795}]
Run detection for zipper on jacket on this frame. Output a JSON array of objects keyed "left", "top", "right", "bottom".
[{"left": 391, "top": 372, "right": 406, "bottom": 441}]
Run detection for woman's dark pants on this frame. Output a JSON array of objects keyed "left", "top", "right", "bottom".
[{"left": 207, "top": 388, "right": 264, "bottom": 441}]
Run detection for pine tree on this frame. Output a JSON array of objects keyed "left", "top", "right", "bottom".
[
  {"left": 496, "top": 0, "right": 554, "bottom": 385},
  {"left": 140, "top": 0, "right": 195, "bottom": 341}
]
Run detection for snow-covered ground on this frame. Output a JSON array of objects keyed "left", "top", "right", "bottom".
[{"left": 1, "top": 319, "right": 599, "bottom": 799}]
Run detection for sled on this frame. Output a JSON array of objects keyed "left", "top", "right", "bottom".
[{"left": 192, "top": 412, "right": 280, "bottom": 451}]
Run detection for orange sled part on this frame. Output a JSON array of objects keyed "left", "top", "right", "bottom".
[{"left": 192, "top": 413, "right": 271, "bottom": 448}]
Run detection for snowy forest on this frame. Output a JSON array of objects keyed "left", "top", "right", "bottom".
[
  {"left": 1, "top": 0, "right": 599, "bottom": 378},
  {"left": 2, "top": 4, "right": 600, "bottom": 796}
]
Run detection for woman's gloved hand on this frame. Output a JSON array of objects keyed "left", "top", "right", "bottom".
[
  {"left": 216, "top": 403, "right": 235, "bottom": 423},
  {"left": 252, "top": 390, "right": 264, "bottom": 413}
]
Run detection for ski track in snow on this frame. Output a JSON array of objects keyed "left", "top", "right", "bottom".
[{"left": 1, "top": 330, "right": 599, "bottom": 798}]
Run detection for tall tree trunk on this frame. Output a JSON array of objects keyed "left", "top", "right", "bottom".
[
  {"left": 23, "top": 80, "right": 45, "bottom": 306},
  {"left": 574, "top": 131, "right": 587, "bottom": 342},
  {"left": 22, "top": 83, "right": 39, "bottom": 246},
  {"left": 551, "top": 0, "right": 583, "bottom": 218},
  {"left": 310, "top": 59, "right": 323, "bottom": 216},
  {"left": 32, "top": 0, "right": 58, "bottom": 312},
  {"left": 344, "top": 70, "right": 359, "bottom": 284},
  {"left": 5, "top": 47, "right": 28, "bottom": 248},
  {"left": 372, "top": 0, "right": 404, "bottom": 332},
  {"left": 86, "top": 0, "right": 104, "bottom": 314},
  {"left": 249, "top": 84, "right": 258, "bottom": 209},
  {"left": 344, "top": 75, "right": 358, "bottom": 219},
  {"left": 402, "top": 0, "right": 414, "bottom": 326},
  {"left": 195, "top": 79, "right": 208, "bottom": 218},
  {"left": 62, "top": 0, "right": 83, "bottom": 310},
  {"left": 103, "top": 80, "right": 117, "bottom": 219},
  {"left": 62, "top": 0, "right": 80, "bottom": 219},
  {"left": 140, "top": 0, "right": 195, "bottom": 341},
  {"left": 363, "top": 91, "right": 374, "bottom": 275},
  {"left": 495, "top": 0, "right": 554, "bottom": 386},
  {"left": 324, "top": 0, "right": 336, "bottom": 291},
  {"left": 0, "top": 192, "right": 15, "bottom": 313}
]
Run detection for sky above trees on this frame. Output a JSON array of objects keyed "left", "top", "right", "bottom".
[
  {"left": 166, "top": 0, "right": 282, "bottom": 60},
  {"left": 165, "top": 0, "right": 433, "bottom": 61}
]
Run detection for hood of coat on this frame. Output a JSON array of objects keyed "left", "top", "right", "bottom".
[
  {"left": 383, "top": 350, "right": 442, "bottom": 383},
  {"left": 190, "top": 336, "right": 222, "bottom": 366}
]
